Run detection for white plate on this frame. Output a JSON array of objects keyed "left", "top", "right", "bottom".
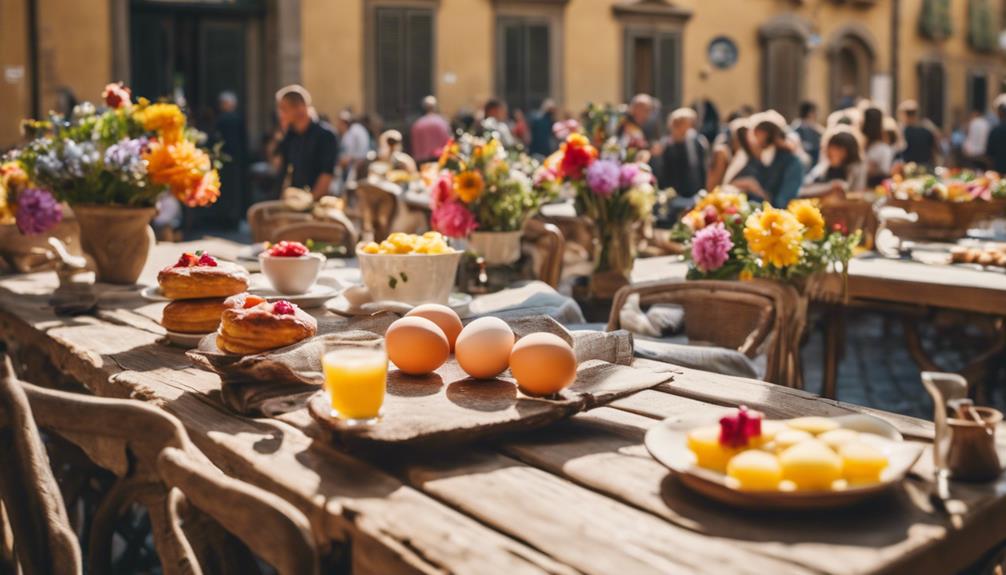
[
  {"left": 645, "top": 411, "right": 925, "bottom": 510},
  {"left": 326, "top": 291, "right": 473, "bottom": 317},
  {"left": 163, "top": 331, "right": 210, "bottom": 348},
  {"left": 140, "top": 284, "right": 341, "bottom": 308}
]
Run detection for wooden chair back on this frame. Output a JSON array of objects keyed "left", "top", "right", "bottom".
[
  {"left": 0, "top": 354, "right": 319, "bottom": 575},
  {"left": 247, "top": 201, "right": 312, "bottom": 243},
  {"left": 521, "top": 220, "right": 565, "bottom": 289},
  {"left": 607, "top": 279, "right": 806, "bottom": 387},
  {"left": 0, "top": 355, "right": 81, "bottom": 575},
  {"left": 819, "top": 197, "right": 876, "bottom": 249},
  {"left": 354, "top": 181, "right": 399, "bottom": 242}
]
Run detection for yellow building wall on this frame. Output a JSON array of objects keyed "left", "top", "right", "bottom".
[
  {"left": 0, "top": 0, "right": 30, "bottom": 149},
  {"left": 302, "top": 0, "right": 364, "bottom": 118},
  {"left": 436, "top": 0, "right": 493, "bottom": 115},
  {"left": 563, "top": 0, "right": 622, "bottom": 114},
  {"left": 36, "top": 0, "right": 112, "bottom": 115}
]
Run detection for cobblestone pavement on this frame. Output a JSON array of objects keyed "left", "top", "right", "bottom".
[{"left": 802, "top": 310, "right": 1006, "bottom": 420}]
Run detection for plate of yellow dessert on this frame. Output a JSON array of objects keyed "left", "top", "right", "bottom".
[{"left": 645, "top": 407, "right": 925, "bottom": 509}]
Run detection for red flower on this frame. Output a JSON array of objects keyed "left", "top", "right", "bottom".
[
  {"left": 558, "top": 134, "right": 598, "bottom": 180},
  {"left": 102, "top": 82, "right": 132, "bottom": 109},
  {"left": 833, "top": 221, "right": 848, "bottom": 234},
  {"left": 432, "top": 173, "right": 455, "bottom": 209}
]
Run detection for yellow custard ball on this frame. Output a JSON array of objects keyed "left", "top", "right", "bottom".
[
  {"left": 686, "top": 426, "right": 738, "bottom": 472},
  {"left": 818, "top": 428, "right": 860, "bottom": 451},
  {"left": 765, "top": 429, "right": 815, "bottom": 453},
  {"left": 780, "top": 440, "right": 844, "bottom": 491},
  {"left": 786, "top": 416, "right": 840, "bottom": 435},
  {"left": 727, "top": 450, "right": 783, "bottom": 491},
  {"left": 838, "top": 442, "right": 888, "bottom": 484}
]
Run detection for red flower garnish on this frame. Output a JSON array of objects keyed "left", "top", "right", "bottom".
[
  {"left": 718, "top": 406, "right": 763, "bottom": 448},
  {"left": 197, "top": 253, "right": 218, "bottom": 267},
  {"left": 273, "top": 300, "right": 296, "bottom": 315},
  {"left": 267, "top": 241, "right": 309, "bottom": 258}
]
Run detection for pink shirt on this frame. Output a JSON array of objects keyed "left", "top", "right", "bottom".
[{"left": 410, "top": 113, "right": 452, "bottom": 162}]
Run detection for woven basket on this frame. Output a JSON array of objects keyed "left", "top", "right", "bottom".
[{"left": 885, "top": 198, "right": 1006, "bottom": 241}]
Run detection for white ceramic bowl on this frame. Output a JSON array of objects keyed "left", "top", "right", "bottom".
[
  {"left": 356, "top": 248, "right": 463, "bottom": 305},
  {"left": 258, "top": 252, "right": 326, "bottom": 295}
]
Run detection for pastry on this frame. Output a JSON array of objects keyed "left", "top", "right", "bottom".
[
  {"left": 161, "top": 298, "right": 227, "bottom": 334},
  {"left": 216, "top": 294, "right": 317, "bottom": 355},
  {"left": 157, "top": 251, "right": 249, "bottom": 300}
]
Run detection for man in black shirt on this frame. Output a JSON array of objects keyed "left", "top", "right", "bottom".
[
  {"left": 986, "top": 99, "right": 1006, "bottom": 174},
  {"left": 275, "top": 85, "right": 338, "bottom": 199},
  {"left": 899, "top": 100, "right": 937, "bottom": 168}
]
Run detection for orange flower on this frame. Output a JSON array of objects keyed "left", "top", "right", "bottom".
[
  {"left": 144, "top": 139, "right": 219, "bottom": 207},
  {"left": 455, "top": 170, "right": 484, "bottom": 203}
]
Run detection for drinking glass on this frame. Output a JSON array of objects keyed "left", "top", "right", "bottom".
[{"left": 321, "top": 339, "right": 387, "bottom": 425}]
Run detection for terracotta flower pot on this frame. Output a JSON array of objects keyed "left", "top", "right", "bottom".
[
  {"left": 73, "top": 205, "right": 156, "bottom": 284},
  {"left": 468, "top": 230, "right": 524, "bottom": 266}
]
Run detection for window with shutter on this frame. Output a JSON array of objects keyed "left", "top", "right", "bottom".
[
  {"left": 624, "top": 29, "right": 681, "bottom": 109},
  {"left": 497, "top": 17, "right": 552, "bottom": 114},
  {"left": 373, "top": 6, "right": 434, "bottom": 126},
  {"left": 918, "top": 61, "right": 946, "bottom": 129}
]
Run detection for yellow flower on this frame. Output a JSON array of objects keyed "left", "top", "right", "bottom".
[
  {"left": 683, "top": 208, "right": 707, "bottom": 231},
  {"left": 739, "top": 269, "right": 754, "bottom": 281},
  {"left": 695, "top": 189, "right": 747, "bottom": 215},
  {"left": 743, "top": 207, "right": 804, "bottom": 268},
  {"left": 455, "top": 170, "right": 484, "bottom": 203},
  {"left": 787, "top": 199, "right": 825, "bottom": 241},
  {"left": 135, "top": 103, "right": 186, "bottom": 143}
]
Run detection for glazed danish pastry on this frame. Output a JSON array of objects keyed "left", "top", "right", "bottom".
[
  {"left": 216, "top": 294, "right": 317, "bottom": 355},
  {"left": 161, "top": 298, "right": 228, "bottom": 334},
  {"left": 157, "top": 251, "right": 248, "bottom": 300}
]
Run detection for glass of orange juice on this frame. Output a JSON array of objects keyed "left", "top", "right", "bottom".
[{"left": 322, "top": 339, "right": 387, "bottom": 425}]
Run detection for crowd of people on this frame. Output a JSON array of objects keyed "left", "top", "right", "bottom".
[{"left": 259, "top": 84, "right": 1006, "bottom": 221}]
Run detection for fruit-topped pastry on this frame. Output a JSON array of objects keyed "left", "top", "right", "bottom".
[
  {"left": 158, "top": 249, "right": 249, "bottom": 300},
  {"left": 266, "top": 241, "right": 310, "bottom": 258},
  {"left": 216, "top": 293, "right": 318, "bottom": 355}
]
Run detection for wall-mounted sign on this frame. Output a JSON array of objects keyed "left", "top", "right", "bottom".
[{"left": 707, "top": 36, "right": 738, "bottom": 70}]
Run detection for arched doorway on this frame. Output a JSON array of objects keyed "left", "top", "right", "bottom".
[
  {"left": 828, "top": 28, "right": 876, "bottom": 111},
  {"left": 759, "top": 15, "right": 810, "bottom": 121}
]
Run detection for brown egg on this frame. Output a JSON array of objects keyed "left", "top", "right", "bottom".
[
  {"left": 385, "top": 316, "right": 449, "bottom": 375},
  {"left": 509, "top": 332, "right": 577, "bottom": 396},
  {"left": 406, "top": 304, "right": 463, "bottom": 351},
  {"left": 455, "top": 316, "right": 514, "bottom": 379}
]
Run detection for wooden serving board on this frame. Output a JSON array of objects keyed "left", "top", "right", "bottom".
[{"left": 308, "top": 358, "right": 674, "bottom": 449}]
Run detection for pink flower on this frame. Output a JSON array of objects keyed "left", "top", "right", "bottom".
[
  {"left": 691, "top": 222, "right": 733, "bottom": 273},
  {"left": 431, "top": 200, "right": 478, "bottom": 239},
  {"left": 432, "top": 173, "right": 455, "bottom": 208}
]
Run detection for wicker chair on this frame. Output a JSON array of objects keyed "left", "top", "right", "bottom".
[
  {"left": 352, "top": 180, "right": 400, "bottom": 242},
  {"left": 0, "top": 355, "right": 318, "bottom": 575},
  {"left": 521, "top": 220, "right": 566, "bottom": 289},
  {"left": 247, "top": 200, "right": 313, "bottom": 243},
  {"left": 607, "top": 279, "right": 806, "bottom": 387}
]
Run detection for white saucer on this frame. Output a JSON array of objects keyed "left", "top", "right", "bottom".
[
  {"left": 140, "top": 284, "right": 341, "bottom": 308},
  {"left": 326, "top": 292, "right": 473, "bottom": 317},
  {"left": 163, "top": 331, "right": 209, "bottom": 348}
]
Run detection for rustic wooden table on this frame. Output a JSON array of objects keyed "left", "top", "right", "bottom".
[
  {"left": 2, "top": 241, "right": 1005, "bottom": 574},
  {"left": 634, "top": 254, "right": 1006, "bottom": 400}
]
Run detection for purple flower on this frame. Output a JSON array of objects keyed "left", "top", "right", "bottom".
[
  {"left": 585, "top": 159, "right": 621, "bottom": 197},
  {"left": 691, "top": 222, "right": 733, "bottom": 273},
  {"left": 619, "top": 163, "right": 640, "bottom": 188},
  {"left": 16, "top": 188, "right": 62, "bottom": 235}
]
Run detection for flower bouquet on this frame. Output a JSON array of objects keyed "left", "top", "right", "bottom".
[
  {"left": 548, "top": 133, "right": 657, "bottom": 296},
  {"left": 431, "top": 134, "right": 555, "bottom": 265},
  {"left": 4, "top": 83, "right": 221, "bottom": 283},
  {"left": 876, "top": 166, "right": 1006, "bottom": 240},
  {"left": 674, "top": 189, "right": 860, "bottom": 284}
]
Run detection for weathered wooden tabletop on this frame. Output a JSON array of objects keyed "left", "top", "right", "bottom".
[{"left": 2, "top": 240, "right": 1005, "bottom": 575}]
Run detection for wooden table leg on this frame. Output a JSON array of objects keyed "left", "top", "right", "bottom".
[
  {"left": 902, "top": 317, "right": 1006, "bottom": 404},
  {"left": 822, "top": 305, "right": 845, "bottom": 400}
]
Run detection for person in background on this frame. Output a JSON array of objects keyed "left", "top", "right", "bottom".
[
  {"left": 899, "top": 100, "right": 937, "bottom": 169},
  {"left": 985, "top": 98, "right": 1006, "bottom": 174},
  {"left": 792, "top": 101, "right": 823, "bottom": 166},
  {"left": 722, "top": 119, "right": 757, "bottom": 185},
  {"left": 512, "top": 109, "right": 531, "bottom": 147},
  {"left": 619, "top": 93, "right": 655, "bottom": 151},
  {"left": 963, "top": 108, "right": 991, "bottom": 169},
  {"left": 375, "top": 130, "right": 417, "bottom": 175},
  {"left": 707, "top": 118, "right": 748, "bottom": 190},
  {"left": 654, "top": 107, "right": 708, "bottom": 199},
  {"left": 274, "top": 85, "right": 337, "bottom": 200},
  {"left": 861, "top": 106, "right": 893, "bottom": 187},
  {"left": 214, "top": 91, "right": 248, "bottom": 226},
  {"left": 733, "top": 110, "right": 805, "bottom": 208},
  {"left": 529, "top": 99, "right": 558, "bottom": 157},
  {"left": 337, "top": 109, "right": 372, "bottom": 181},
  {"left": 803, "top": 127, "right": 866, "bottom": 197},
  {"left": 693, "top": 98, "right": 721, "bottom": 146},
  {"left": 410, "top": 95, "right": 451, "bottom": 163},
  {"left": 482, "top": 99, "right": 515, "bottom": 147}
]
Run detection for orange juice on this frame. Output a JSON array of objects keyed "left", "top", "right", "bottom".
[{"left": 322, "top": 347, "right": 387, "bottom": 422}]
